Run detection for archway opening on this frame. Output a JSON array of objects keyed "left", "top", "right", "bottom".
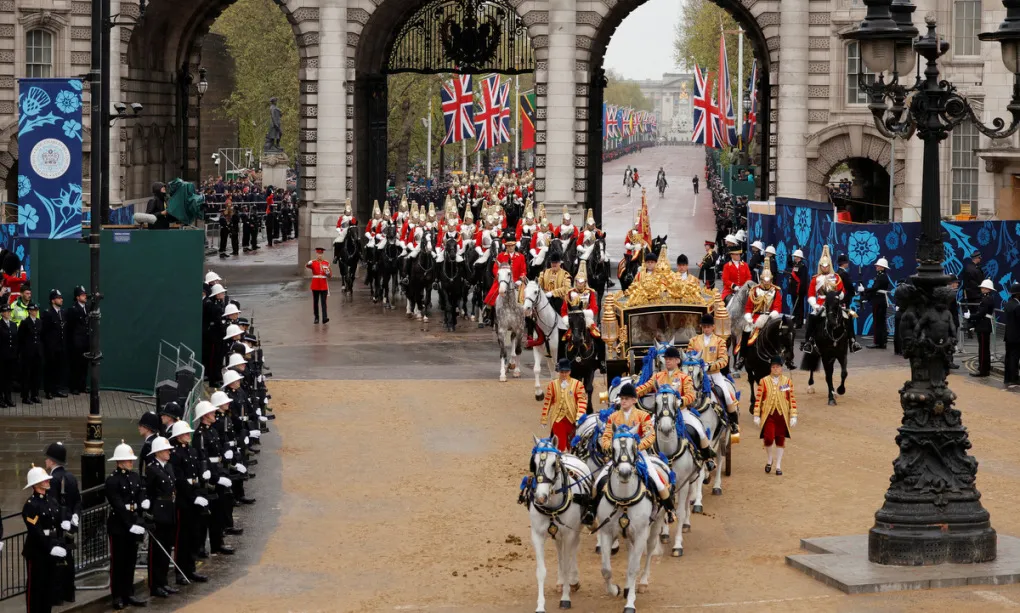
[
  {"left": 826, "top": 157, "right": 891, "bottom": 223},
  {"left": 354, "top": 0, "right": 536, "bottom": 222},
  {"left": 585, "top": 0, "right": 772, "bottom": 222}
]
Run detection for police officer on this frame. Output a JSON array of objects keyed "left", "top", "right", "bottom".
[
  {"left": 864, "top": 257, "right": 892, "bottom": 349},
  {"left": 193, "top": 401, "right": 236, "bottom": 556},
  {"left": 65, "top": 286, "right": 89, "bottom": 395},
  {"left": 104, "top": 441, "right": 148, "bottom": 609},
  {"left": 167, "top": 421, "right": 209, "bottom": 583},
  {"left": 11, "top": 281, "right": 32, "bottom": 327},
  {"left": 138, "top": 412, "right": 161, "bottom": 477},
  {"left": 43, "top": 442, "right": 80, "bottom": 605},
  {"left": 22, "top": 465, "right": 65, "bottom": 613},
  {"left": 0, "top": 303, "right": 17, "bottom": 406},
  {"left": 969, "top": 279, "right": 999, "bottom": 378},
  {"left": 40, "top": 289, "right": 68, "bottom": 399},
  {"left": 145, "top": 436, "right": 178, "bottom": 599},
  {"left": 158, "top": 401, "right": 184, "bottom": 438},
  {"left": 788, "top": 249, "right": 809, "bottom": 327},
  {"left": 18, "top": 302, "right": 43, "bottom": 404}
]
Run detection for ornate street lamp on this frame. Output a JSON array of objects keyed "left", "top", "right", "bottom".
[{"left": 842, "top": 0, "right": 1020, "bottom": 565}]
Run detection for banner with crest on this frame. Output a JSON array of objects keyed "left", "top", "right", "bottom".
[{"left": 17, "top": 78, "right": 84, "bottom": 239}]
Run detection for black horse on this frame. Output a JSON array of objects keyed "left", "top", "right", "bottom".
[
  {"left": 743, "top": 316, "right": 797, "bottom": 416},
  {"left": 471, "top": 242, "right": 497, "bottom": 327},
  {"left": 565, "top": 309, "right": 601, "bottom": 409},
  {"left": 374, "top": 224, "right": 401, "bottom": 309},
  {"left": 362, "top": 234, "right": 378, "bottom": 289},
  {"left": 407, "top": 233, "right": 436, "bottom": 327},
  {"left": 503, "top": 196, "right": 524, "bottom": 230},
  {"left": 582, "top": 238, "right": 608, "bottom": 303},
  {"left": 437, "top": 237, "right": 468, "bottom": 332},
  {"left": 549, "top": 235, "right": 579, "bottom": 277},
  {"left": 801, "top": 290, "right": 850, "bottom": 405},
  {"left": 332, "top": 224, "right": 360, "bottom": 303},
  {"left": 619, "top": 235, "right": 667, "bottom": 291}
]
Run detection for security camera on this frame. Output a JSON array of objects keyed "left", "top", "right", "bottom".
[
  {"left": 211, "top": 153, "right": 219, "bottom": 160},
  {"left": 114, "top": 102, "right": 127, "bottom": 114},
  {"left": 131, "top": 102, "right": 143, "bottom": 114}
]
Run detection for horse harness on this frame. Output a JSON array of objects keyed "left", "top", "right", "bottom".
[{"left": 521, "top": 449, "right": 577, "bottom": 539}]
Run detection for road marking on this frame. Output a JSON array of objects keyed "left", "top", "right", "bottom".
[
  {"left": 661, "top": 595, "right": 833, "bottom": 608},
  {"left": 974, "top": 590, "right": 1020, "bottom": 606}
]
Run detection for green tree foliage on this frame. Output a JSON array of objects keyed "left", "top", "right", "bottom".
[
  {"left": 673, "top": 0, "right": 755, "bottom": 105},
  {"left": 604, "top": 70, "right": 652, "bottom": 110},
  {"left": 211, "top": 0, "right": 300, "bottom": 160}
]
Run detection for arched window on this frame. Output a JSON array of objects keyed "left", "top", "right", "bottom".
[{"left": 26, "top": 29, "right": 53, "bottom": 78}]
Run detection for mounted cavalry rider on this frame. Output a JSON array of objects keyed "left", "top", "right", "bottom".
[
  {"left": 555, "top": 206, "right": 578, "bottom": 241},
  {"left": 623, "top": 216, "right": 648, "bottom": 262},
  {"left": 365, "top": 200, "right": 384, "bottom": 243},
  {"left": 529, "top": 224, "right": 552, "bottom": 266},
  {"left": 435, "top": 217, "right": 464, "bottom": 263},
  {"left": 581, "top": 382, "right": 674, "bottom": 526},
  {"left": 335, "top": 198, "right": 358, "bottom": 234},
  {"left": 399, "top": 204, "right": 419, "bottom": 247},
  {"left": 560, "top": 270, "right": 600, "bottom": 339},
  {"left": 394, "top": 195, "right": 409, "bottom": 227},
  {"left": 540, "top": 358, "right": 589, "bottom": 452},
  {"left": 687, "top": 313, "right": 740, "bottom": 435},
  {"left": 484, "top": 230, "right": 527, "bottom": 309},
  {"left": 721, "top": 238, "right": 752, "bottom": 304},
  {"left": 460, "top": 210, "right": 476, "bottom": 247},
  {"left": 582, "top": 208, "right": 604, "bottom": 244},
  {"left": 802, "top": 245, "right": 861, "bottom": 354},
  {"left": 636, "top": 346, "right": 718, "bottom": 467},
  {"left": 515, "top": 201, "right": 538, "bottom": 245},
  {"left": 737, "top": 255, "right": 782, "bottom": 370}
]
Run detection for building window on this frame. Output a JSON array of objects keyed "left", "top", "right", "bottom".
[
  {"left": 953, "top": 0, "right": 981, "bottom": 56},
  {"left": 26, "top": 29, "right": 53, "bottom": 78},
  {"left": 846, "top": 42, "right": 876, "bottom": 104},
  {"left": 951, "top": 120, "right": 980, "bottom": 215}
]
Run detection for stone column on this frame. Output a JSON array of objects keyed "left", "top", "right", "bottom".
[
  {"left": 299, "top": 0, "right": 347, "bottom": 268},
  {"left": 542, "top": 0, "right": 578, "bottom": 213},
  {"left": 777, "top": 0, "right": 808, "bottom": 199}
]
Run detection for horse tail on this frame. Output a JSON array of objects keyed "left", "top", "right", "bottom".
[{"left": 799, "top": 351, "right": 820, "bottom": 373}]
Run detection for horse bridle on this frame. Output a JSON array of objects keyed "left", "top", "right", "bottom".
[
  {"left": 822, "top": 302, "right": 847, "bottom": 343},
  {"left": 566, "top": 311, "right": 595, "bottom": 360},
  {"left": 753, "top": 317, "right": 795, "bottom": 363}
]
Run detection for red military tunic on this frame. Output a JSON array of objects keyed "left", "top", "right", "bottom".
[
  {"left": 560, "top": 288, "right": 599, "bottom": 317},
  {"left": 808, "top": 273, "right": 845, "bottom": 306},
  {"left": 745, "top": 285, "right": 783, "bottom": 324},
  {"left": 2, "top": 271, "right": 26, "bottom": 305},
  {"left": 307, "top": 259, "right": 331, "bottom": 292},
  {"left": 484, "top": 251, "right": 527, "bottom": 306},
  {"left": 721, "top": 260, "right": 752, "bottom": 301},
  {"left": 336, "top": 214, "right": 358, "bottom": 228}
]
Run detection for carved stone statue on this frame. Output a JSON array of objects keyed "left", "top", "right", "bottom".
[{"left": 264, "top": 97, "right": 283, "bottom": 152}]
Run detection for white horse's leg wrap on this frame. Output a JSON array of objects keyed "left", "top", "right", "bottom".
[{"left": 680, "top": 410, "right": 708, "bottom": 448}]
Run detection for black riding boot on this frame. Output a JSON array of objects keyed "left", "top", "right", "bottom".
[
  {"left": 728, "top": 409, "right": 739, "bottom": 435},
  {"left": 849, "top": 326, "right": 863, "bottom": 353},
  {"left": 801, "top": 314, "right": 818, "bottom": 354},
  {"left": 582, "top": 488, "right": 604, "bottom": 527},
  {"left": 699, "top": 444, "right": 717, "bottom": 471},
  {"left": 734, "top": 332, "right": 748, "bottom": 370}
]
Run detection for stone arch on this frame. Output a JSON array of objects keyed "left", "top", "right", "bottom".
[
  {"left": 520, "top": 0, "right": 780, "bottom": 214},
  {"left": 805, "top": 122, "right": 904, "bottom": 202},
  {"left": 120, "top": 0, "right": 319, "bottom": 202}
]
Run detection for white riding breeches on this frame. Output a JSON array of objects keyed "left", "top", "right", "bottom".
[
  {"left": 680, "top": 409, "right": 708, "bottom": 448},
  {"left": 707, "top": 372, "right": 738, "bottom": 410},
  {"left": 595, "top": 450, "right": 667, "bottom": 495}
]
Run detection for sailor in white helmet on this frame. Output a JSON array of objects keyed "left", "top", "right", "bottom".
[
  {"left": 203, "top": 283, "right": 229, "bottom": 387},
  {"left": 192, "top": 401, "right": 235, "bottom": 556},
  {"left": 22, "top": 464, "right": 64, "bottom": 613},
  {"left": 144, "top": 436, "right": 178, "bottom": 598},
  {"left": 105, "top": 441, "right": 148, "bottom": 609},
  {"left": 167, "top": 421, "right": 209, "bottom": 584},
  {"left": 203, "top": 271, "right": 222, "bottom": 297}
]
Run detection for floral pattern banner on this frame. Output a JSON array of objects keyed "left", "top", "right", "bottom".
[
  {"left": 17, "top": 78, "right": 84, "bottom": 240},
  {"left": 749, "top": 198, "right": 1020, "bottom": 330}
]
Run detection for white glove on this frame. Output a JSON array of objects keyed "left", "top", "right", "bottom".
[
  {"left": 259, "top": 415, "right": 268, "bottom": 422},
  {"left": 218, "top": 477, "right": 233, "bottom": 488},
  {"left": 545, "top": 291, "right": 553, "bottom": 298},
  {"left": 857, "top": 284, "right": 865, "bottom": 292},
  {"left": 141, "top": 499, "right": 150, "bottom": 510},
  {"left": 202, "top": 470, "right": 211, "bottom": 481},
  {"left": 255, "top": 408, "right": 262, "bottom": 416},
  {"left": 224, "top": 450, "right": 234, "bottom": 460},
  {"left": 71, "top": 513, "right": 79, "bottom": 527},
  {"left": 807, "top": 297, "right": 817, "bottom": 310},
  {"left": 129, "top": 524, "right": 146, "bottom": 536},
  {"left": 249, "top": 430, "right": 261, "bottom": 439},
  {"left": 753, "top": 416, "right": 761, "bottom": 426},
  {"left": 306, "top": 260, "right": 313, "bottom": 266},
  {"left": 194, "top": 496, "right": 209, "bottom": 507},
  {"left": 244, "top": 435, "right": 251, "bottom": 444},
  {"left": 61, "top": 520, "right": 71, "bottom": 531},
  {"left": 50, "top": 546, "right": 67, "bottom": 558},
  {"left": 235, "top": 464, "right": 248, "bottom": 474},
  {"left": 964, "top": 310, "right": 971, "bottom": 319},
  {"left": 743, "top": 313, "right": 753, "bottom": 324},
  {"left": 791, "top": 417, "right": 798, "bottom": 427},
  {"left": 515, "top": 280, "right": 522, "bottom": 287}
]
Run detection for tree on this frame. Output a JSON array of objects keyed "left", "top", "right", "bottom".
[
  {"left": 604, "top": 70, "right": 652, "bottom": 110},
  {"left": 673, "top": 0, "right": 756, "bottom": 106},
  {"left": 211, "top": 0, "right": 300, "bottom": 161}
]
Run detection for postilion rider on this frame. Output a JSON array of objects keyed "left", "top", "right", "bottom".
[
  {"left": 687, "top": 313, "right": 741, "bottom": 436},
  {"left": 539, "top": 358, "right": 588, "bottom": 452},
  {"left": 636, "top": 346, "right": 719, "bottom": 467},
  {"left": 581, "top": 382, "right": 675, "bottom": 526},
  {"left": 753, "top": 355, "right": 798, "bottom": 476}
]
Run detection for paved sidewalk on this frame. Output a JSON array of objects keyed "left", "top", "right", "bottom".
[{"left": 0, "top": 390, "right": 150, "bottom": 420}]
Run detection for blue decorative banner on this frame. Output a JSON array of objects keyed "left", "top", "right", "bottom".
[
  {"left": 17, "top": 78, "right": 84, "bottom": 239},
  {"left": 749, "top": 198, "right": 1020, "bottom": 330}
]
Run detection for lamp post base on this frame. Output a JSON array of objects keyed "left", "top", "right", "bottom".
[{"left": 869, "top": 517, "right": 997, "bottom": 565}]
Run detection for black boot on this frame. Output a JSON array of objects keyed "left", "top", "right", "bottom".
[
  {"left": 728, "top": 410, "right": 739, "bottom": 435},
  {"left": 700, "top": 446, "right": 717, "bottom": 472},
  {"left": 581, "top": 489, "right": 604, "bottom": 527}
]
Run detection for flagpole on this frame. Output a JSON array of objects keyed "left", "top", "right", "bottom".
[
  {"left": 514, "top": 75, "right": 520, "bottom": 171},
  {"left": 427, "top": 83, "right": 433, "bottom": 183},
  {"left": 737, "top": 29, "right": 744, "bottom": 142},
  {"left": 462, "top": 138, "right": 466, "bottom": 173}
]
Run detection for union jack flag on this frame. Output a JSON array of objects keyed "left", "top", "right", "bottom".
[
  {"left": 441, "top": 74, "right": 475, "bottom": 145},
  {"left": 607, "top": 104, "right": 618, "bottom": 138},
  {"left": 741, "top": 59, "right": 759, "bottom": 148},
  {"left": 718, "top": 36, "right": 738, "bottom": 147},
  {"left": 692, "top": 65, "right": 722, "bottom": 148},
  {"left": 496, "top": 81, "right": 512, "bottom": 145},
  {"left": 473, "top": 75, "right": 503, "bottom": 152}
]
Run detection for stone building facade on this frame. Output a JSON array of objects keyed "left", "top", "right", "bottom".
[
  {"left": 0, "top": 0, "right": 1017, "bottom": 263},
  {"left": 634, "top": 73, "right": 694, "bottom": 143}
]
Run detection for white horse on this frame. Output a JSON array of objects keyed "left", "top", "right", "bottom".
[
  {"left": 526, "top": 436, "right": 591, "bottom": 613},
  {"left": 595, "top": 427, "right": 661, "bottom": 612},
  {"left": 495, "top": 266, "right": 525, "bottom": 382},
  {"left": 522, "top": 280, "right": 561, "bottom": 400},
  {"left": 651, "top": 391, "right": 701, "bottom": 557},
  {"left": 624, "top": 173, "right": 636, "bottom": 198},
  {"left": 681, "top": 356, "right": 731, "bottom": 512}
]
